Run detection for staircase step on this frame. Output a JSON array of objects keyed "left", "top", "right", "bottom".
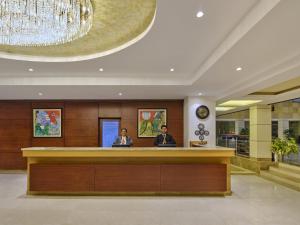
[
  {"left": 230, "top": 165, "right": 256, "bottom": 175},
  {"left": 260, "top": 171, "right": 300, "bottom": 191},
  {"left": 278, "top": 163, "right": 300, "bottom": 174},
  {"left": 269, "top": 166, "right": 300, "bottom": 182}
]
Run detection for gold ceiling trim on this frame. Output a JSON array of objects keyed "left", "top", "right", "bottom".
[
  {"left": 250, "top": 85, "right": 300, "bottom": 95},
  {"left": 249, "top": 76, "right": 300, "bottom": 95},
  {"left": 0, "top": 0, "right": 156, "bottom": 62}
]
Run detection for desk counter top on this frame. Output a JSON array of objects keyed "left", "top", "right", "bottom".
[{"left": 22, "top": 146, "right": 235, "bottom": 158}]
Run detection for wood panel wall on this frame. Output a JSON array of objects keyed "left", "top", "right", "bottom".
[
  {"left": 99, "top": 101, "right": 184, "bottom": 147},
  {"left": 0, "top": 100, "right": 183, "bottom": 169},
  {"left": 65, "top": 102, "right": 99, "bottom": 147},
  {"left": 0, "top": 102, "right": 31, "bottom": 169}
]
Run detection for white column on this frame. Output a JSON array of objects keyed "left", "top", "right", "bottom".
[
  {"left": 184, "top": 96, "right": 216, "bottom": 147},
  {"left": 278, "top": 120, "right": 289, "bottom": 138}
]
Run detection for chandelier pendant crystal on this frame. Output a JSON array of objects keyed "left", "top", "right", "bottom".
[{"left": 0, "top": 0, "right": 93, "bottom": 46}]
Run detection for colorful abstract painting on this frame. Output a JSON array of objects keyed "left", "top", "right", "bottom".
[
  {"left": 33, "top": 109, "right": 62, "bottom": 137},
  {"left": 138, "top": 109, "right": 167, "bottom": 137}
]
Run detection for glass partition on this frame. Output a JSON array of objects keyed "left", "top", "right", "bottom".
[
  {"left": 283, "top": 121, "right": 300, "bottom": 166},
  {"left": 216, "top": 120, "right": 249, "bottom": 157}
]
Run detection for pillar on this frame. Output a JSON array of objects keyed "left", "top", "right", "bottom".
[
  {"left": 249, "top": 105, "right": 272, "bottom": 159},
  {"left": 184, "top": 96, "right": 216, "bottom": 147}
]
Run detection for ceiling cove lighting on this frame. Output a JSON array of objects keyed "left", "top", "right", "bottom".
[
  {"left": 196, "top": 11, "right": 204, "bottom": 18},
  {"left": 219, "top": 100, "right": 262, "bottom": 107},
  {"left": 0, "top": 0, "right": 93, "bottom": 46},
  {"left": 216, "top": 107, "right": 236, "bottom": 112}
]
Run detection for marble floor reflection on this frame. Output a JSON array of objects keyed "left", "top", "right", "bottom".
[{"left": 0, "top": 173, "right": 300, "bottom": 225}]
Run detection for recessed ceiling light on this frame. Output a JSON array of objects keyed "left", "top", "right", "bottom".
[
  {"left": 38, "top": 92, "right": 43, "bottom": 96},
  {"left": 99, "top": 68, "right": 104, "bottom": 72},
  {"left": 236, "top": 67, "right": 242, "bottom": 71},
  {"left": 118, "top": 92, "right": 123, "bottom": 96},
  {"left": 28, "top": 68, "right": 34, "bottom": 72},
  {"left": 198, "top": 92, "right": 203, "bottom": 96},
  {"left": 196, "top": 11, "right": 204, "bottom": 18},
  {"left": 170, "top": 68, "right": 174, "bottom": 72}
]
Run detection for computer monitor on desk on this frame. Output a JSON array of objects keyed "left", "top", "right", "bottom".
[
  {"left": 112, "top": 144, "right": 131, "bottom": 148},
  {"left": 157, "top": 144, "right": 176, "bottom": 148}
]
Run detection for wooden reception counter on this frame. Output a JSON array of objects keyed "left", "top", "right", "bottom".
[{"left": 22, "top": 147, "right": 235, "bottom": 196}]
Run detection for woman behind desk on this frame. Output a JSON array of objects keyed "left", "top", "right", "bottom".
[
  {"left": 154, "top": 125, "right": 176, "bottom": 146},
  {"left": 113, "top": 128, "right": 133, "bottom": 146}
]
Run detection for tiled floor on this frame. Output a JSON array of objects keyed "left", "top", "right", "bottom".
[{"left": 0, "top": 173, "right": 300, "bottom": 225}]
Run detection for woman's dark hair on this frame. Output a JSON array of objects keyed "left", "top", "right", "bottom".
[
  {"left": 161, "top": 125, "right": 167, "bottom": 129},
  {"left": 121, "top": 128, "right": 127, "bottom": 132}
]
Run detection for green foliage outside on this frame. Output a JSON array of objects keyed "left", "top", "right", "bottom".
[
  {"left": 239, "top": 128, "right": 249, "bottom": 135},
  {"left": 283, "top": 128, "right": 295, "bottom": 139},
  {"left": 271, "top": 137, "right": 298, "bottom": 162}
]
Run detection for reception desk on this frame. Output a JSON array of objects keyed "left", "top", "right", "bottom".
[{"left": 22, "top": 147, "right": 235, "bottom": 196}]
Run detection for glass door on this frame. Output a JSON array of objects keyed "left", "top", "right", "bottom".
[{"left": 99, "top": 119, "right": 120, "bottom": 147}]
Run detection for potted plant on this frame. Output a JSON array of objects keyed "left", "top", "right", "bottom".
[{"left": 271, "top": 137, "right": 298, "bottom": 162}]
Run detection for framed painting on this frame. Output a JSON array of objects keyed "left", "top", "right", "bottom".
[
  {"left": 33, "top": 109, "right": 62, "bottom": 138},
  {"left": 138, "top": 109, "right": 167, "bottom": 138}
]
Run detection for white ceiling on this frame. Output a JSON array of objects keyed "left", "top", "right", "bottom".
[{"left": 0, "top": 0, "right": 300, "bottom": 104}]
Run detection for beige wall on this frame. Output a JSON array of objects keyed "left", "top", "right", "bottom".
[
  {"left": 272, "top": 102, "right": 300, "bottom": 119},
  {"left": 217, "top": 110, "right": 249, "bottom": 120},
  {"left": 217, "top": 102, "right": 300, "bottom": 120}
]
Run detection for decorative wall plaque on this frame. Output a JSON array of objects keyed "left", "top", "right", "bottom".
[{"left": 194, "top": 123, "right": 209, "bottom": 141}]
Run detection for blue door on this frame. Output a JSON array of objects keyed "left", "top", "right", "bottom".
[{"left": 100, "top": 119, "right": 120, "bottom": 147}]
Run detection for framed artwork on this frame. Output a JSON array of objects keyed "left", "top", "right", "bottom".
[
  {"left": 138, "top": 109, "right": 167, "bottom": 138},
  {"left": 33, "top": 109, "right": 62, "bottom": 138}
]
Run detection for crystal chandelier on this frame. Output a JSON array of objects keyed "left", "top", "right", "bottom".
[{"left": 0, "top": 0, "right": 93, "bottom": 46}]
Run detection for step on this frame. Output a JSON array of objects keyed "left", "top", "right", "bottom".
[
  {"left": 269, "top": 166, "right": 300, "bottom": 182},
  {"left": 278, "top": 163, "right": 300, "bottom": 174},
  {"left": 230, "top": 165, "right": 256, "bottom": 175},
  {"left": 260, "top": 171, "right": 300, "bottom": 191}
]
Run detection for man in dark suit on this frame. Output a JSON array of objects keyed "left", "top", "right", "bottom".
[
  {"left": 113, "top": 128, "right": 133, "bottom": 146},
  {"left": 154, "top": 125, "right": 176, "bottom": 146}
]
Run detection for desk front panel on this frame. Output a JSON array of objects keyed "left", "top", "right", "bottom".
[{"left": 23, "top": 147, "right": 234, "bottom": 196}]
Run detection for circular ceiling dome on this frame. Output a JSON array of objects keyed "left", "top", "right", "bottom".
[{"left": 0, "top": 0, "right": 156, "bottom": 62}]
